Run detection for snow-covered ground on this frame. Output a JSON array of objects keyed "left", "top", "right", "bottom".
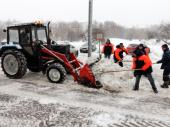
[{"left": 0, "top": 38, "right": 170, "bottom": 127}]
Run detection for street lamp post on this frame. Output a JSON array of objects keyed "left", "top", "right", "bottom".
[{"left": 88, "top": 0, "right": 93, "bottom": 57}]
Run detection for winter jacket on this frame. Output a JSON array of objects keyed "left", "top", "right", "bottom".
[
  {"left": 136, "top": 46, "right": 149, "bottom": 57},
  {"left": 157, "top": 48, "right": 170, "bottom": 70},
  {"left": 132, "top": 55, "right": 153, "bottom": 76},
  {"left": 21, "top": 32, "right": 29, "bottom": 44},
  {"left": 102, "top": 43, "right": 114, "bottom": 55},
  {"left": 114, "top": 45, "right": 129, "bottom": 61}
]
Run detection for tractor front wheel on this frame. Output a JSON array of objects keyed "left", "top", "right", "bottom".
[
  {"left": 1, "top": 49, "right": 27, "bottom": 79},
  {"left": 46, "top": 63, "right": 66, "bottom": 83}
]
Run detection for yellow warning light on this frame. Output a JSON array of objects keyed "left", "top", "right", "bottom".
[{"left": 37, "top": 21, "right": 41, "bottom": 24}]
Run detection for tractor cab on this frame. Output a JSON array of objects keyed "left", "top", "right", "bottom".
[
  {"left": 7, "top": 21, "right": 47, "bottom": 56},
  {"left": 3, "top": 22, "right": 49, "bottom": 72}
]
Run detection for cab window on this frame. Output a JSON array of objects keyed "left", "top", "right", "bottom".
[
  {"left": 9, "top": 28, "right": 19, "bottom": 44},
  {"left": 37, "top": 27, "right": 47, "bottom": 43},
  {"left": 20, "top": 27, "right": 30, "bottom": 44}
]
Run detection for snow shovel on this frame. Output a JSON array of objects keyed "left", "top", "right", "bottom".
[
  {"left": 119, "top": 61, "right": 155, "bottom": 63},
  {"left": 103, "top": 69, "right": 142, "bottom": 73},
  {"left": 123, "top": 61, "right": 133, "bottom": 62},
  {"left": 117, "top": 54, "right": 128, "bottom": 63},
  {"left": 152, "top": 62, "right": 157, "bottom": 65}
]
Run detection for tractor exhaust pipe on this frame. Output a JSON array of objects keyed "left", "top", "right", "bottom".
[{"left": 47, "top": 22, "right": 51, "bottom": 46}]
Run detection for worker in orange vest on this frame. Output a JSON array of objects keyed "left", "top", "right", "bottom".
[
  {"left": 114, "top": 43, "right": 129, "bottom": 67},
  {"left": 102, "top": 39, "right": 114, "bottom": 59},
  {"left": 132, "top": 50, "right": 158, "bottom": 93},
  {"left": 136, "top": 44, "right": 149, "bottom": 57}
]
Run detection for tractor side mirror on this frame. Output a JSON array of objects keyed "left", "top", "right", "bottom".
[{"left": 3, "top": 29, "right": 7, "bottom": 32}]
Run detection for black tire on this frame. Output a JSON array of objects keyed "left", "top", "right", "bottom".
[
  {"left": 1, "top": 49, "right": 27, "bottom": 79},
  {"left": 46, "top": 63, "right": 66, "bottom": 83}
]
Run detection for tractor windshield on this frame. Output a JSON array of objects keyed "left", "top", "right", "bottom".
[{"left": 37, "top": 27, "right": 47, "bottom": 44}]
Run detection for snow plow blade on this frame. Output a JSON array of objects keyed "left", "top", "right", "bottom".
[{"left": 79, "top": 59, "right": 102, "bottom": 88}]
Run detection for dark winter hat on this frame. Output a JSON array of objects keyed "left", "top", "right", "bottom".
[
  {"left": 133, "top": 50, "right": 143, "bottom": 57},
  {"left": 107, "top": 39, "right": 110, "bottom": 42},
  {"left": 120, "top": 43, "right": 124, "bottom": 46},
  {"left": 139, "top": 44, "right": 144, "bottom": 47},
  {"left": 162, "top": 44, "right": 169, "bottom": 49}
]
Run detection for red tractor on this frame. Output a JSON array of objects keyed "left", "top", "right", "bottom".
[{"left": 0, "top": 21, "right": 102, "bottom": 88}]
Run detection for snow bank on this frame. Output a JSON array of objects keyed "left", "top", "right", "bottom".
[
  {"left": 89, "top": 59, "right": 134, "bottom": 92},
  {"left": 88, "top": 57, "right": 164, "bottom": 93},
  {"left": 109, "top": 38, "right": 168, "bottom": 47},
  {"left": 109, "top": 38, "right": 141, "bottom": 47}
]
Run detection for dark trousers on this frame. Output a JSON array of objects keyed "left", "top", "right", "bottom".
[
  {"left": 163, "top": 70, "right": 170, "bottom": 81},
  {"left": 118, "top": 62, "right": 123, "bottom": 67},
  {"left": 114, "top": 60, "right": 123, "bottom": 67},
  {"left": 134, "top": 73, "right": 157, "bottom": 90},
  {"left": 104, "top": 54, "right": 110, "bottom": 59}
]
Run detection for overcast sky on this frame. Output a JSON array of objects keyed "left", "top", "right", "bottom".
[{"left": 0, "top": 0, "right": 170, "bottom": 28}]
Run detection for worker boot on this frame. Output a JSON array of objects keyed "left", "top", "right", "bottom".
[
  {"left": 132, "top": 87, "right": 138, "bottom": 91},
  {"left": 153, "top": 89, "right": 158, "bottom": 93},
  {"left": 161, "top": 81, "right": 169, "bottom": 88}
]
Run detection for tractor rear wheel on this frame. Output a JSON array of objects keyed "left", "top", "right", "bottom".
[
  {"left": 1, "top": 49, "right": 27, "bottom": 79},
  {"left": 46, "top": 63, "right": 66, "bottom": 83}
]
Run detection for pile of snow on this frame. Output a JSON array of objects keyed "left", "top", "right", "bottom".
[
  {"left": 108, "top": 38, "right": 168, "bottom": 47},
  {"left": 87, "top": 57, "right": 164, "bottom": 93},
  {"left": 144, "top": 39, "right": 168, "bottom": 45},
  {"left": 88, "top": 59, "right": 134, "bottom": 92}
]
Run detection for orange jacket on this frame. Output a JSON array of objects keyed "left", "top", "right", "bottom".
[
  {"left": 144, "top": 48, "right": 149, "bottom": 57},
  {"left": 102, "top": 43, "right": 114, "bottom": 54},
  {"left": 114, "top": 47, "right": 129, "bottom": 61},
  {"left": 132, "top": 55, "right": 152, "bottom": 71},
  {"left": 123, "top": 47, "right": 129, "bottom": 55}
]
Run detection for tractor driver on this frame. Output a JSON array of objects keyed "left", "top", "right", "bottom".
[
  {"left": 20, "top": 28, "right": 33, "bottom": 55},
  {"left": 21, "top": 28, "right": 30, "bottom": 44}
]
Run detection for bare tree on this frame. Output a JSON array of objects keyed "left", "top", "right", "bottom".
[
  {"left": 157, "top": 23, "right": 170, "bottom": 44},
  {"left": 0, "top": 20, "right": 18, "bottom": 42},
  {"left": 147, "top": 23, "right": 170, "bottom": 44},
  {"left": 0, "top": 19, "right": 152, "bottom": 43}
]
